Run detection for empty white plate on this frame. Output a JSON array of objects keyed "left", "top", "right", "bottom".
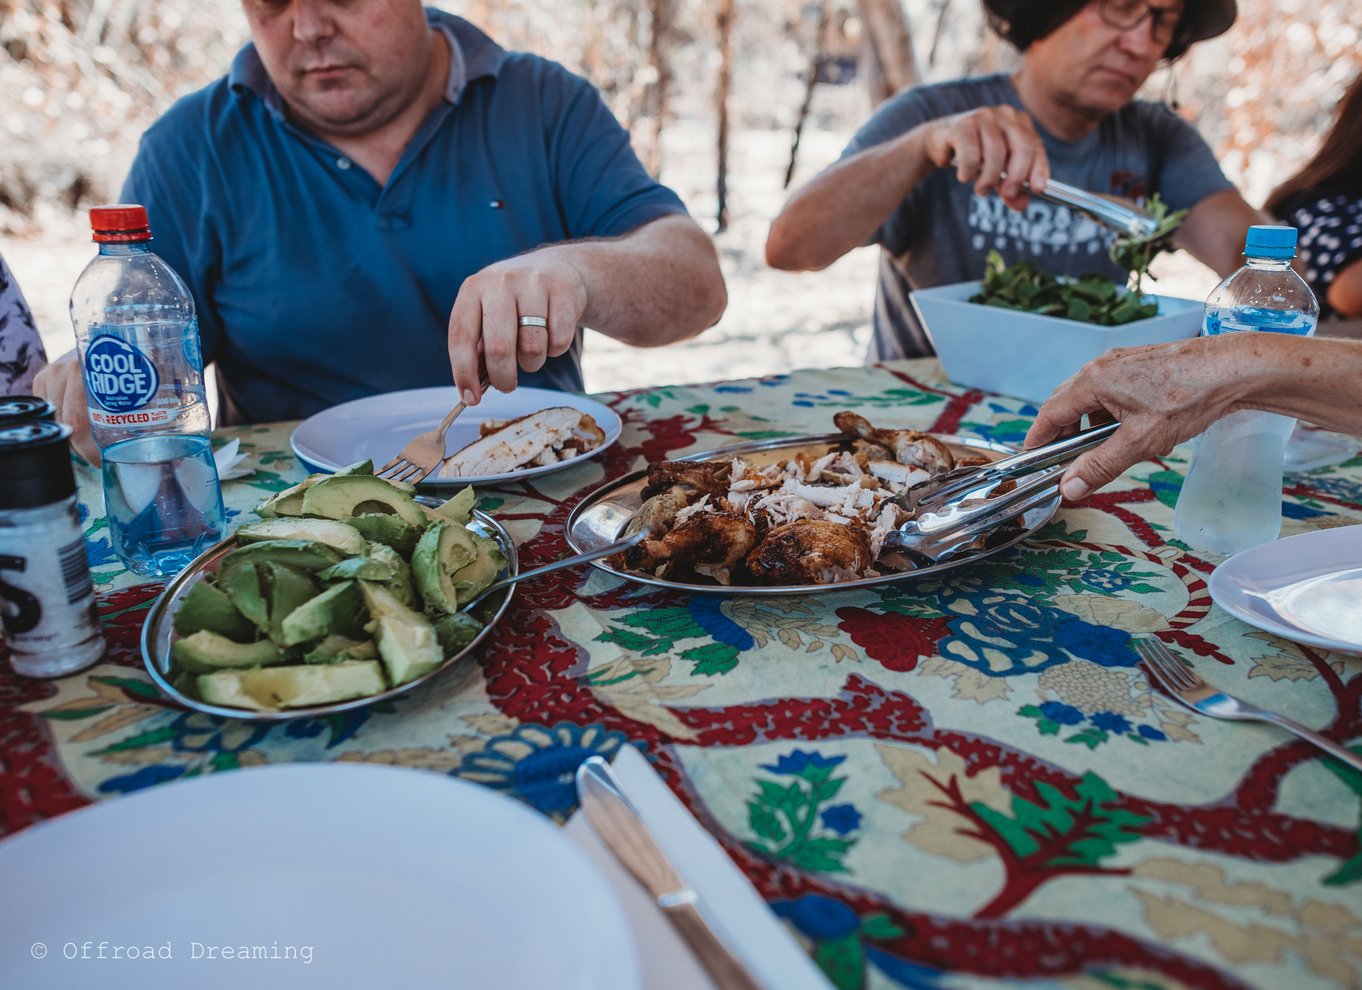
[
  {"left": 0, "top": 764, "right": 640, "bottom": 990},
  {"left": 1208, "top": 524, "right": 1362, "bottom": 656},
  {"left": 291, "top": 386, "right": 622, "bottom": 487}
]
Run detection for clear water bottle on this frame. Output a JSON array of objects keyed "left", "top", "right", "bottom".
[
  {"left": 70, "top": 205, "right": 225, "bottom": 579},
  {"left": 1174, "top": 225, "right": 1318, "bottom": 555}
]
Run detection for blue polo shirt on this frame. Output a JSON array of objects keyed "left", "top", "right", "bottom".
[{"left": 121, "top": 9, "right": 688, "bottom": 424}]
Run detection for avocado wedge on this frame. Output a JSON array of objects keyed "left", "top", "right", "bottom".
[
  {"left": 342, "top": 513, "right": 422, "bottom": 556},
  {"left": 280, "top": 580, "right": 367, "bottom": 646},
  {"left": 172, "top": 630, "right": 286, "bottom": 674},
  {"left": 410, "top": 520, "right": 479, "bottom": 614},
  {"left": 198, "top": 660, "right": 387, "bottom": 711},
  {"left": 359, "top": 582, "right": 443, "bottom": 685},
  {"left": 236, "top": 518, "right": 366, "bottom": 556},
  {"left": 300, "top": 475, "right": 428, "bottom": 526},
  {"left": 172, "top": 579, "right": 256, "bottom": 641}
]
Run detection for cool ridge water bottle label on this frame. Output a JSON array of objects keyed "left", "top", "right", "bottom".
[{"left": 84, "top": 336, "right": 160, "bottom": 413}]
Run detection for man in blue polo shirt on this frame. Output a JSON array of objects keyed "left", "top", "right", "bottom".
[{"left": 39, "top": 0, "right": 726, "bottom": 460}]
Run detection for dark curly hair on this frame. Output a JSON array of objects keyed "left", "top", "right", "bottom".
[{"left": 983, "top": 0, "right": 1233, "bottom": 62}]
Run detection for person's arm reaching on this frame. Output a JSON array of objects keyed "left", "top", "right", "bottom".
[
  {"left": 1025, "top": 333, "right": 1362, "bottom": 501},
  {"left": 446, "top": 215, "right": 725, "bottom": 402},
  {"left": 766, "top": 105, "right": 1050, "bottom": 272},
  {"left": 1327, "top": 257, "right": 1362, "bottom": 318},
  {"left": 1172, "top": 188, "right": 1272, "bottom": 277}
]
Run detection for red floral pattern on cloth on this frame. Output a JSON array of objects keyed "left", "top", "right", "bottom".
[{"left": 3, "top": 361, "right": 1361, "bottom": 990}]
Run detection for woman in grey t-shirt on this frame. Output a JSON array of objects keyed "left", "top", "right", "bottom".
[{"left": 0, "top": 251, "right": 47, "bottom": 395}]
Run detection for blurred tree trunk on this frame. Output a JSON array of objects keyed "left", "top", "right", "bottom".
[
  {"left": 785, "top": 3, "right": 833, "bottom": 189},
  {"left": 715, "top": 0, "right": 734, "bottom": 232},
  {"left": 858, "top": 0, "right": 922, "bottom": 105},
  {"left": 641, "top": 0, "right": 673, "bottom": 175}
]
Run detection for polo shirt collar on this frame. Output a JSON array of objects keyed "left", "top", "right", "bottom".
[{"left": 228, "top": 7, "right": 506, "bottom": 120}]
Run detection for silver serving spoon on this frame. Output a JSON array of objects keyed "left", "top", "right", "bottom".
[{"left": 459, "top": 529, "right": 648, "bottom": 612}]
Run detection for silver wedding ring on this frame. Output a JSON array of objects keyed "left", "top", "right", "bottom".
[{"left": 517, "top": 316, "right": 549, "bottom": 329}]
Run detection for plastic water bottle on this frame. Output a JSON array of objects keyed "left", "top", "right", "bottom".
[
  {"left": 1174, "top": 225, "right": 1318, "bottom": 555},
  {"left": 70, "top": 205, "right": 225, "bottom": 579}
]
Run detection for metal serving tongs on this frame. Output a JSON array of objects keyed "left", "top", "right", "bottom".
[
  {"left": 882, "top": 421, "right": 1120, "bottom": 565},
  {"left": 1028, "top": 178, "right": 1159, "bottom": 240}
]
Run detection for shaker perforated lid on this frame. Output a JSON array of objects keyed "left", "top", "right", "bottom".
[
  {"left": 0, "top": 395, "right": 55, "bottom": 427},
  {"left": 90, "top": 204, "right": 151, "bottom": 244},
  {"left": 1244, "top": 225, "right": 1297, "bottom": 260},
  {"left": 0, "top": 422, "right": 77, "bottom": 509}
]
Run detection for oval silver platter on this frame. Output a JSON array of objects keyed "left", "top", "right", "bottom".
[
  {"left": 141, "top": 507, "right": 518, "bottom": 721},
  {"left": 565, "top": 432, "right": 1059, "bottom": 596}
]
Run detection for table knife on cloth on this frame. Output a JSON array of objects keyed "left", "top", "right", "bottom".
[{"left": 576, "top": 756, "right": 767, "bottom": 990}]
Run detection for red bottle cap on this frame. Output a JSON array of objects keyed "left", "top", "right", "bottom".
[{"left": 90, "top": 204, "right": 151, "bottom": 244}]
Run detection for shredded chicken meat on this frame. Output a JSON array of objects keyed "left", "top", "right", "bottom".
[{"left": 622, "top": 412, "right": 987, "bottom": 586}]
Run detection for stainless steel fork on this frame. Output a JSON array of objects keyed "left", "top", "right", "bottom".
[
  {"left": 377, "top": 373, "right": 491, "bottom": 485},
  {"left": 1134, "top": 637, "right": 1362, "bottom": 773}
]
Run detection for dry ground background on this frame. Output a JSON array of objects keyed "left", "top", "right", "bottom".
[{"left": 1, "top": 0, "right": 1359, "bottom": 400}]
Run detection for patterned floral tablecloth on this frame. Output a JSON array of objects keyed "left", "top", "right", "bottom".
[{"left": 4, "top": 360, "right": 1362, "bottom": 990}]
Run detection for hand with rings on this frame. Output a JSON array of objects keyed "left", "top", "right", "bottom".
[{"left": 446, "top": 250, "right": 588, "bottom": 404}]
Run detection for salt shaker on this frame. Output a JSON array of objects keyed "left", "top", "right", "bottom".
[{"left": 0, "top": 422, "right": 106, "bottom": 678}]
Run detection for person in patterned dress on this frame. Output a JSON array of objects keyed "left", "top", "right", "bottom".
[
  {"left": 0, "top": 252, "right": 48, "bottom": 396},
  {"left": 1265, "top": 71, "right": 1362, "bottom": 321}
]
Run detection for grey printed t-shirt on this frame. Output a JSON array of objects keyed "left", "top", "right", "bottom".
[{"left": 840, "top": 73, "right": 1234, "bottom": 361}]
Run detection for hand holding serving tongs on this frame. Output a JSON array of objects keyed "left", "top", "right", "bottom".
[{"left": 881, "top": 421, "right": 1120, "bottom": 564}]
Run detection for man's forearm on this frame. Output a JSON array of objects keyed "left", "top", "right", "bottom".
[
  {"left": 541, "top": 216, "right": 726, "bottom": 347},
  {"left": 766, "top": 129, "right": 936, "bottom": 271},
  {"left": 1174, "top": 189, "right": 1272, "bottom": 277}
]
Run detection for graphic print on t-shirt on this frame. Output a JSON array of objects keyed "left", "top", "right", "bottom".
[{"left": 968, "top": 195, "right": 1113, "bottom": 260}]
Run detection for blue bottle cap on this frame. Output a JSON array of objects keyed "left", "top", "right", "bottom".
[{"left": 1244, "top": 225, "right": 1297, "bottom": 259}]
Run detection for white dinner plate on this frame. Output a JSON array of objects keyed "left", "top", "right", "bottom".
[
  {"left": 291, "top": 386, "right": 622, "bottom": 487},
  {"left": 1208, "top": 524, "right": 1362, "bottom": 656},
  {"left": 0, "top": 764, "right": 640, "bottom": 990}
]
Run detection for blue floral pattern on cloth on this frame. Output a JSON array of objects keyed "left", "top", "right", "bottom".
[
  {"left": 458, "top": 722, "right": 630, "bottom": 820},
  {"left": 938, "top": 590, "right": 1139, "bottom": 677}
]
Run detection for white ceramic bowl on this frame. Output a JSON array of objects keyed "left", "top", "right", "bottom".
[{"left": 910, "top": 279, "right": 1202, "bottom": 404}]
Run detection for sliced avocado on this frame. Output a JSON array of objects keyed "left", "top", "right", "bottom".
[
  {"left": 172, "top": 579, "right": 256, "bottom": 641},
  {"left": 198, "top": 660, "right": 387, "bottom": 711},
  {"left": 219, "top": 539, "right": 344, "bottom": 575},
  {"left": 220, "top": 560, "right": 319, "bottom": 644},
  {"left": 449, "top": 534, "right": 508, "bottom": 603},
  {"left": 317, "top": 556, "right": 395, "bottom": 583},
  {"left": 253, "top": 473, "right": 327, "bottom": 518},
  {"left": 304, "top": 634, "right": 379, "bottom": 663},
  {"left": 365, "top": 541, "right": 417, "bottom": 608},
  {"left": 280, "top": 580, "right": 367, "bottom": 646},
  {"left": 219, "top": 561, "right": 270, "bottom": 633},
  {"left": 335, "top": 460, "right": 374, "bottom": 476},
  {"left": 433, "top": 486, "right": 476, "bottom": 526},
  {"left": 411, "top": 521, "right": 479, "bottom": 614},
  {"left": 359, "top": 582, "right": 443, "bottom": 685},
  {"left": 300, "top": 475, "right": 428, "bottom": 526},
  {"left": 342, "top": 513, "right": 421, "bottom": 556},
  {"left": 434, "top": 612, "right": 484, "bottom": 656},
  {"left": 236, "top": 518, "right": 366, "bottom": 556},
  {"left": 172, "top": 629, "right": 285, "bottom": 675},
  {"left": 261, "top": 563, "right": 321, "bottom": 645}
]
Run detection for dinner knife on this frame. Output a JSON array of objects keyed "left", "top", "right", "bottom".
[{"left": 576, "top": 756, "right": 767, "bottom": 990}]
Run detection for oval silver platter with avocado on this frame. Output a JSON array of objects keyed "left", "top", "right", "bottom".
[{"left": 141, "top": 460, "right": 518, "bottom": 721}]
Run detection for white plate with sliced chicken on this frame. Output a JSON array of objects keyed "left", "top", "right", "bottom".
[
  {"left": 564, "top": 412, "right": 1060, "bottom": 594},
  {"left": 291, "top": 386, "right": 622, "bottom": 486}
]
